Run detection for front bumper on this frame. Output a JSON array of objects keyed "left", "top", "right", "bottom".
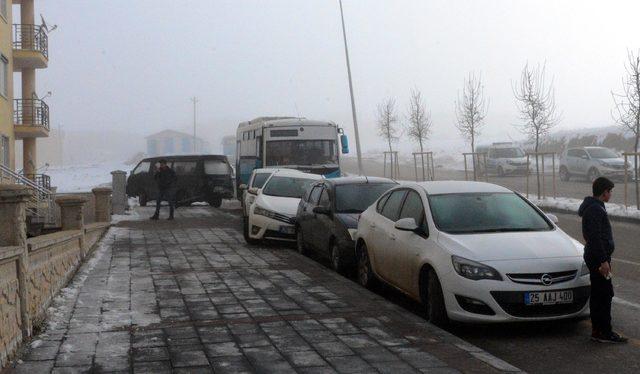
[
  {"left": 248, "top": 212, "right": 296, "bottom": 241},
  {"left": 440, "top": 268, "right": 590, "bottom": 323},
  {"left": 503, "top": 164, "right": 529, "bottom": 174}
]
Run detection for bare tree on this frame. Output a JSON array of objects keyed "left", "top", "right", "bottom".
[
  {"left": 513, "top": 62, "right": 560, "bottom": 199},
  {"left": 406, "top": 88, "right": 432, "bottom": 180},
  {"left": 454, "top": 73, "right": 488, "bottom": 180},
  {"left": 611, "top": 49, "right": 640, "bottom": 209},
  {"left": 377, "top": 97, "right": 399, "bottom": 153}
]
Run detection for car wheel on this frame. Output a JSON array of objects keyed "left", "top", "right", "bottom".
[
  {"left": 357, "top": 244, "right": 376, "bottom": 289},
  {"left": 296, "top": 228, "right": 308, "bottom": 255},
  {"left": 138, "top": 192, "right": 147, "bottom": 207},
  {"left": 559, "top": 166, "right": 570, "bottom": 182},
  {"left": 243, "top": 217, "right": 260, "bottom": 245},
  {"left": 209, "top": 196, "right": 223, "bottom": 208},
  {"left": 422, "top": 269, "right": 449, "bottom": 327},
  {"left": 497, "top": 166, "right": 505, "bottom": 177},
  {"left": 588, "top": 168, "right": 600, "bottom": 182},
  {"left": 331, "top": 242, "right": 347, "bottom": 275}
]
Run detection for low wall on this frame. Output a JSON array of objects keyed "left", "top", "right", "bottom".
[
  {"left": 0, "top": 247, "right": 24, "bottom": 369},
  {"left": 51, "top": 192, "right": 96, "bottom": 226},
  {"left": 0, "top": 226, "right": 110, "bottom": 368}
]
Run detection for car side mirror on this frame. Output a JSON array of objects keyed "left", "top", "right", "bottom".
[
  {"left": 546, "top": 213, "right": 559, "bottom": 224},
  {"left": 312, "top": 206, "right": 331, "bottom": 215},
  {"left": 248, "top": 187, "right": 259, "bottom": 195},
  {"left": 395, "top": 217, "right": 419, "bottom": 232},
  {"left": 239, "top": 184, "right": 248, "bottom": 191}
]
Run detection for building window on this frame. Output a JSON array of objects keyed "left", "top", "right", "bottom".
[
  {"left": 181, "top": 137, "right": 191, "bottom": 153},
  {"left": 1, "top": 135, "right": 9, "bottom": 168},
  {"left": 0, "top": 55, "right": 8, "bottom": 98},
  {"left": 0, "top": 0, "right": 7, "bottom": 22}
]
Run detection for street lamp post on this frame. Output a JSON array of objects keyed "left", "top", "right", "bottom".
[
  {"left": 338, "top": 0, "right": 363, "bottom": 175},
  {"left": 191, "top": 96, "right": 198, "bottom": 153}
]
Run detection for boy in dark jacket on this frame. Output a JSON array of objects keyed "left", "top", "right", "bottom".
[
  {"left": 578, "top": 177, "right": 627, "bottom": 343},
  {"left": 151, "top": 159, "right": 177, "bottom": 220}
]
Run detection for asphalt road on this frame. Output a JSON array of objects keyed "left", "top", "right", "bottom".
[{"left": 438, "top": 212, "right": 640, "bottom": 374}]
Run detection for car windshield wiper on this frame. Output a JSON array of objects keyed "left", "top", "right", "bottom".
[
  {"left": 337, "top": 209, "right": 362, "bottom": 214},
  {"left": 446, "top": 227, "right": 541, "bottom": 234}
]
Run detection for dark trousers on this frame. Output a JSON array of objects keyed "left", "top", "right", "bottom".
[
  {"left": 154, "top": 189, "right": 175, "bottom": 217},
  {"left": 589, "top": 270, "right": 613, "bottom": 335}
]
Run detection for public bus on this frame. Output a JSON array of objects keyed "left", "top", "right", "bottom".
[{"left": 235, "top": 117, "right": 349, "bottom": 189}]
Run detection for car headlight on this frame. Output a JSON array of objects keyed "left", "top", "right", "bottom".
[
  {"left": 347, "top": 228, "right": 357, "bottom": 241},
  {"left": 253, "top": 205, "right": 277, "bottom": 219},
  {"left": 451, "top": 255, "right": 502, "bottom": 281},
  {"left": 506, "top": 160, "right": 515, "bottom": 165},
  {"left": 580, "top": 261, "right": 590, "bottom": 276},
  {"left": 598, "top": 160, "right": 611, "bottom": 167}
]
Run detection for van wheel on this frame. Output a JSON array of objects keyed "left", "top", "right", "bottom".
[
  {"left": 243, "top": 217, "right": 260, "bottom": 245},
  {"left": 357, "top": 244, "right": 376, "bottom": 289},
  {"left": 559, "top": 166, "right": 570, "bottom": 182},
  {"left": 138, "top": 192, "right": 147, "bottom": 207},
  {"left": 209, "top": 196, "right": 222, "bottom": 208},
  {"left": 421, "top": 269, "right": 449, "bottom": 327},
  {"left": 296, "top": 229, "right": 308, "bottom": 255}
]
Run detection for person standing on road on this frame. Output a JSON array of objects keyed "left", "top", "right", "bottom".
[
  {"left": 578, "top": 177, "right": 627, "bottom": 343},
  {"left": 150, "top": 159, "right": 177, "bottom": 220}
]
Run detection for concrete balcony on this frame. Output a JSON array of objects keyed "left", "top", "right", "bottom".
[
  {"left": 12, "top": 24, "right": 48, "bottom": 70},
  {"left": 13, "top": 99, "right": 50, "bottom": 138}
]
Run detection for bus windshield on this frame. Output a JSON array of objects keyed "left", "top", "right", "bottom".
[{"left": 265, "top": 140, "right": 337, "bottom": 166}]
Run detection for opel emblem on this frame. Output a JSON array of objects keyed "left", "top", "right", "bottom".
[{"left": 541, "top": 274, "right": 553, "bottom": 286}]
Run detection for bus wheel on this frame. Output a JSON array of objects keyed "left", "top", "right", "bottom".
[{"left": 209, "top": 196, "right": 223, "bottom": 208}]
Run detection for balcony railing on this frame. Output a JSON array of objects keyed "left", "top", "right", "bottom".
[
  {"left": 22, "top": 174, "right": 52, "bottom": 191},
  {"left": 12, "top": 24, "right": 49, "bottom": 58},
  {"left": 14, "top": 99, "right": 50, "bottom": 131}
]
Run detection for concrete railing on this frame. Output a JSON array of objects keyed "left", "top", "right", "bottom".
[{"left": 0, "top": 184, "right": 113, "bottom": 368}]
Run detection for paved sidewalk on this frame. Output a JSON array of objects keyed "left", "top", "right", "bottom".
[{"left": 5, "top": 206, "right": 522, "bottom": 374}]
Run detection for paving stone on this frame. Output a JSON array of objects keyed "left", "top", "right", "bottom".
[
  {"left": 54, "top": 352, "right": 94, "bottom": 367},
  {"left": 204, "top": 342, "right": 242, "bottom": 357},
  {"left": 132, "top": 347, "right": 170, "bottom": 362},
  {"left": 23, "top": 340, "right": 61, "bottom": 360},
  {"left": 210, "top": 356, "right": 254, "bottom": 373},
  {"left": 11, "top": 360, "right": 55, "bottom": 374},
  {"left": 326, "top": 355, "right": 374, "bottom": 373},
  {"left": 313, "top": 341, "right": 355, "bottom": 357},
  {"left": 372, "top": 360, "right": 421, "bottom": 374},
  {"left": 94, "top": 355, "right": 130, "bottom": 371},
  {"left": 169, "top": 346, "right": 210, "bottom": 367},
  {"left": 283, "top": 350, "right": 327, "bottom": 367},
  {"left": 51, "top": 366, "right": 92, "bottom": 374},
  {"left": 337, "top": 334, "right": 380, "bottom": 349},
  {"left": 133, "top": 360, "right": 172, "bottom": 374}
]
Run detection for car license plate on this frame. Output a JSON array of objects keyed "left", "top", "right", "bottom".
[
  {"left": 279, "top": 226, "right": 294, "bottom": 235},
  {"left": 525, "top": 290, "right": 573, "bottom": 305}
]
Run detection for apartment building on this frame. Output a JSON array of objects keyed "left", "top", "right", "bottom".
[{"left": 0, "top": 0, "right": 50, "bottom": 178}]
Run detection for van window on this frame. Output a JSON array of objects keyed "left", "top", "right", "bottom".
[
  {"left": 173, "top": 161, "right": 197, "bottom": 175},
  {"left": 204, "top": 160, "right": 229, "bottom": 175},
  {"left": 491, "top": 148, "right": 525, "bottom": 158},
  {"left": 133, "top": 161, "right": 151, "bottom": 174}
]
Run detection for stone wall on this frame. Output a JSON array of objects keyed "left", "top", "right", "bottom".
[
  {"left": 51, "top": 192, "right": 96, "bottom": 226},
  {"left": 0, "top": 184, "right": 113, "bottom": 368},
  {"left": 0, "top": 247, "right": 23, "bottom": 369},
  {"left": 26, "top": 231, "right": 84, "bottom": 324}
]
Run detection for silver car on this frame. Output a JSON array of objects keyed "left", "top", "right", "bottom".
[{"left": 559, "top": 147, "right": 630, "bottom": 182}]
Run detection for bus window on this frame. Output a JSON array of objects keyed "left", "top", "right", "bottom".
[{"left": 265, "top": 140, "right": 337, "bottom": 166}]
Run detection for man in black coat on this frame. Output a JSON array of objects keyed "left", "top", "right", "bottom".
[
  {"left": 578, "top": 177, "right": 627, "bottom": 343},
  {"left": 150, "top": 159, "right": 177, "bottom": 220}
]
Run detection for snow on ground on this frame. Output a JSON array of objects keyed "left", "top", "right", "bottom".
[
  {"left": 530, "top": 197, "right": 640, "bottom": 220},
  {"left": 44, "top": 162, "right": 131, "bottom": 193}
]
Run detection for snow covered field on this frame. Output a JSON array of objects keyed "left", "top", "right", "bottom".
[
  {"left": 531, "top": 197, "right": 640, "bottom": 220},
  {"left": 45, "top": 163, "right": 131, "bottom": 193}
]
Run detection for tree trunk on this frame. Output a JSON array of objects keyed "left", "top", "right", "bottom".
[
  {"left": 419, "top": 141, "right": 425, "bottom": 181},
  {"left": 635, "top": 134, "right": 639, "bottom": 210},
  {"left": 471, "top": 133, "right": 477, "bottom": 181},
  {"left": 535, "top": 136, "right": 541, "bottom": 200}
]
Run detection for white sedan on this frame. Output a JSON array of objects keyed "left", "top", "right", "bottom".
[
  {"left": 355, "top": 181, "right": 590, "bottom": 325},
  {"left": 246, "top": 169, "right": 322, "bottom": 244}
]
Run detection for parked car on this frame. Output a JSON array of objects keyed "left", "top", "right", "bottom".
[
  {"left": 476, "top": 143, "right": 529, "bottom": 176},
  {"left": 354, "top": 181, "right": 589, "bottom": 325},
  {"left": 245, "top": 169, "right": 322, "bottom": 244},
  {"left": 238, "top": 168, "right": 277, "bottom": 218},
  {"left": 126, "top": 155, "right": 234, "bottom": 208},
  {"left": 559, "top": 146, "right": 630, "bottom": 182},
  {"left": 295, "top": 177, "right": 397, "bottom": 273}
]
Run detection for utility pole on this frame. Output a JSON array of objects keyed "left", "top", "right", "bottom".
[
  {"left": 339, "top": 0, "right": 363, "bottom": 175},
  {"left": 191, "top": 97, "right": 198, "bottom": 153},
  {"left": 58, "top": 123, "right": 63, "bottom": 167}
]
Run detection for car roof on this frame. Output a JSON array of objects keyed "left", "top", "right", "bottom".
[
  {"left": 142, "top": 154, "right": 228, "bottom": 161},
  {"left": 406, "top": 181, "right": 512, "bottom": 195},
  {"left": 270, "top": 169, "right": 323, "bottom": 178},
  {"left": 320, "top": 176, "right": 397, "bottom": 186}
]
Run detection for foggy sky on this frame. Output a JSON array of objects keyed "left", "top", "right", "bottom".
[{"left": 30, "top": 0, "right": 640, "bottom": 154}]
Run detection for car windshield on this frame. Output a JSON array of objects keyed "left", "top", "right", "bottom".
[
  {"left": 251, "top": 172, "right": 271, "bottom": 188},
  {"left": 335, "top": 183, "right": 397, "bottom": 213},
  {"left": 262, "top": 176, "right": 318, "bottom": 198},
  {"left": 428, "top": 193, "right": 552, "bottom": 234},
  {"left": 587, "top": 148, "right": 618, "bottom": 159},
  {"left": 492, "top": 148, "right": 525, "bottom": 158},
  {"left": 265, "top": 140, "right": 337, "bottom": 166},
  {"left": 204, "top": 160, "right": 230, "bottom": 175}
]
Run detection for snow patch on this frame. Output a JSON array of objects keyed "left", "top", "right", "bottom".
[{"left": 531, "top": 197, "right": 640, "bottom": 220}]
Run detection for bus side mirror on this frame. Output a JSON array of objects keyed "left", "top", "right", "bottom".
[{"left": 340, "top": 134, "right": 349, "bottom": 154}]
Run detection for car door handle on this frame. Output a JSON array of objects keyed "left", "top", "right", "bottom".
[
  {"left": 390, "top": 234, "right": 396, "bottom": 241},
  {"left": 369, "top": 223, "right": 376, "bottom": 229}
]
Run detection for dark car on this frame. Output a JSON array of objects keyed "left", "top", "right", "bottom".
[
  {"left": 126, "top": 155, "right": 234, "bottom": 208},
  {"left": 295, "top": 177, "right": 397, "bottom": 273}
]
